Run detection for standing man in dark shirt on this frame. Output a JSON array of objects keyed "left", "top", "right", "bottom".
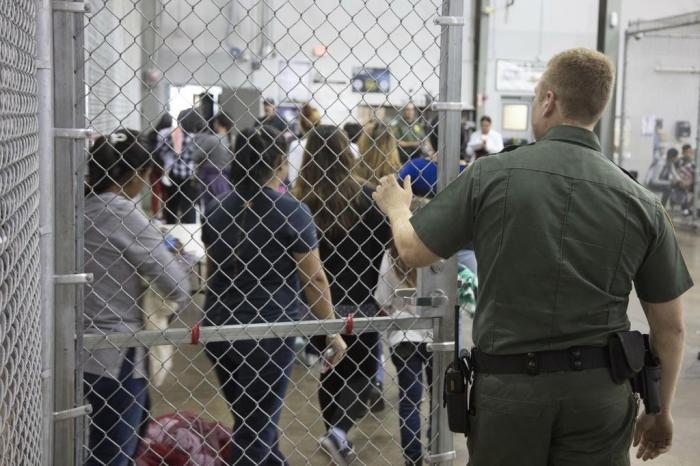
[
  {"left": 257, "top": 97, "right": 287, "bottom": 133},
  {"left": 374, "top": 48, "right": 692, "bottom": 465}
]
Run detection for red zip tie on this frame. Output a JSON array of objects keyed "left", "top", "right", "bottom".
[
  {"left": 191, "top": 322, "right": 201, "bottom": 345},
  {"left": 343, "top": 313, "right": 354, "bottom": 335}
]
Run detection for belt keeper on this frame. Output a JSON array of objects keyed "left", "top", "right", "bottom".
[
  {"left": 526, "top": 352, "right": 539, "bottom": 375},
  {"left": 191, "top": 322, "right": 201, "bottom": 345},
  {"left": 343, "top": 313, "right": 354, "bottom": 335}
]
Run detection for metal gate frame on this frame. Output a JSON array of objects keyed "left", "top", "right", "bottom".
[{"left": 46, "top": 1, "right": 468, "bottom": 464}]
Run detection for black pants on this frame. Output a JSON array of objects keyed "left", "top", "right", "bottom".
[
  {"left": 205, "top": 338, "right": 295, "bottom": 466},
  {"left": 317, "top": 332, "right": 380, "bottom": 433},
  {"left": 163, "top": 179, "right": 198, "bottom": 223}
]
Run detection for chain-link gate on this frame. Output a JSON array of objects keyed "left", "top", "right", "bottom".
[
  {"left": 51, "top": 0, "right": 468, "bottom": 464},
  {"left": 0, "top": 0, "right": 43, "bottom": 464}
]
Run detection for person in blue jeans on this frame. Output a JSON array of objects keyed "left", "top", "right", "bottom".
[
  {"left": 83, "top": 129, "right": 190, "bottom": 465},
  {"left": 375, "top": 240, "right": 432, "bottom": 466},
  {"left": 202, "top": 126, "right": 346, "bottom": 465}
]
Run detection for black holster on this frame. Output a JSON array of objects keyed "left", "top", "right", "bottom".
[
  {"left": 443, "top": 306, "right": 472, "bottom": 435},
  {"left": 608, "top": 331, "right": 662, "bottom": 415}
]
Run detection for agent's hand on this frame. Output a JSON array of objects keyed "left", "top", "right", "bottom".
[
  {"left": 325, "top": 334, "right": 347, "bottom": 367},
  {"left": 634, "top": 412, "right": 673, "bottom": 461},
  {"left": 373, "top": 175, "right": 413, "bottom": 218}
]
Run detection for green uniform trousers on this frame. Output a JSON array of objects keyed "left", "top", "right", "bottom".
[{"left": 467, "top": 368, "right": 638, "bottom": 466}]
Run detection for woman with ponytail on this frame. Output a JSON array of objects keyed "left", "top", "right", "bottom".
[
  {"left": 83, "top": 129, "right": 190, "bottom": 466},
  {"left": 202, "top": 125, "right": 346, "bottom": 465}
]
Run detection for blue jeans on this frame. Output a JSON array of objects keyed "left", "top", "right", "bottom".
[
  {"left": 84, "top": 349, "right": 148, "bottom": 466},
  {"left": 390, "top": 342, "right": 433, "bottom": 463},
  {"left": 206, "top": 338, "right": 295, "bottom": 466}
]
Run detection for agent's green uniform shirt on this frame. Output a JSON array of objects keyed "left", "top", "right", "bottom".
[{"left": 411, "top": 125, "right": 693, "bottom": 355}]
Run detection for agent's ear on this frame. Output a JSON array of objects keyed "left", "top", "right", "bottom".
[{"left": 541, "top": 90, "right": 557, "bottom": 118}]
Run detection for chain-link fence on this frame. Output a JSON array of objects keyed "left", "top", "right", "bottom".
[
  {"left": 619, "top": 19, "right": 700, "bottom": 228},
  {"left": 55, "top": 0, "right": 469, "bottom": 464},
  {"left": 0, "top": 0, "right": 43, "bottom": 463}
]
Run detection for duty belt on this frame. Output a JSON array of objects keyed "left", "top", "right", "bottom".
[{"left": 472, "top": 346, "right": 609, "bottom": 375}]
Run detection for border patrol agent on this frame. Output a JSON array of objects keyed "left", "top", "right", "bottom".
[{"left": 374, "top": 48, "right": 692, "bottom": 465}]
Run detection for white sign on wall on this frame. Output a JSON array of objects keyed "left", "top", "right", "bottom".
[{"left": 496, "top": 60, "right": 545, "bottom": 93}]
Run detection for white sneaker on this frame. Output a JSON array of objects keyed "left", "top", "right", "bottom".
[{"left": 319, "top": 433, "right": 356, "bottom": 465}]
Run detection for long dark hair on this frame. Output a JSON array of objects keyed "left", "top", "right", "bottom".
[
  {"left": 229, "top": 125, "right": 288, "bottom": 192},
  {"left": 87, "top": 129, "right": 151, "bottom": 194},
  {"left": 293, "top": 125, "right": 366, "bottom": 239}
]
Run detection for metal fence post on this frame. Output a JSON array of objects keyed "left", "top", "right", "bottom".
[
  {"left": 427, "top": 1, "right": 466, "bottom": 464},
  {"left": 37, "top": 0, "right": 55, "bottom": 464},
  {"left": 53, "top": 1, "right": 88, "bottom": 464}
]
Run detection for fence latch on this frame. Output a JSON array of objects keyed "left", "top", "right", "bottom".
[
  {"left": 54, "top": 128, "right": 94, "bottom": 139},
  {"left": 395, "top": 288, "right": 448, "bottom": 308},
  {"left": 53, "top": 1, "right": 91, "bottom": 13},
  {"left": 430, "top": 101, "right": 471, "bottom": 112},
  {"left": 434, "top": 16, "right": 465, "bottom": 26},
  {"left": 54, "top": 273, "right": 93, "bottom": 285},
  {"left": 54, "top": 404, "right": 92, "bottom": 422}
]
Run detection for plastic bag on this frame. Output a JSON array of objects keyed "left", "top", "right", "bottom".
[{"left": 135, "top": 412, "right": 232, "bottom": 466}]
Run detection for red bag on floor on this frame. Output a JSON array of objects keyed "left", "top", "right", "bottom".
[{"left": 135, "top": 412, "right": 232, "bottom": 466}]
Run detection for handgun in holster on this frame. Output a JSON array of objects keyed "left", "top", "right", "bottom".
[
  {"left": 444, "top": 305, "right": 472, "bottom": 435},
  {"left": 609, "top": 331, "right": 661, "bottom": 415}
]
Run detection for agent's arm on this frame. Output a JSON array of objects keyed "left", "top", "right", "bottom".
[{"left": 634, "top": 297, "right": 685, "bottom": 461}]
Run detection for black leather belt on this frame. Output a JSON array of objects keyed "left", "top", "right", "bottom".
[{"left": 472, "top": 346, "right": 609, "bottom": 375}]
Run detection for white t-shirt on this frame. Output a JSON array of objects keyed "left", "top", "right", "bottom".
[
  {"left": 374, "top": 251, "right": 433, "bottom": 346},
  {"left": 287, "top": 138, "right": 306, "bottom": 187},
  {"left": 466, "top": 129, "right": 504, "bottom": 158}
]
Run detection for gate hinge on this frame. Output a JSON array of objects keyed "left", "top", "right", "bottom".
[
  {"left": 434, "top": 16, "right": 465, "bottom": 26},
  {"left": 54, "top": 128, "right": 94, "bottom": 139},
  {"left": 427, "top": 450, "right": 457, "bottom": 463},
  {"left": 54, "top": 273, "right": 93, "bottom": 285},
  {"left": 53, "top": 1, "right": 91, "bottom": 13},
  {"left": 54, "top": 404, "right": 92, "bottom": 421}
]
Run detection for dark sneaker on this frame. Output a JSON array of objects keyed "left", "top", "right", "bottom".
[
  {"left": 319, "top": 433, "right": 356, "bottom": 465},
  {"left": 366, "top": 382, "right": 386, "bottom": 412}
]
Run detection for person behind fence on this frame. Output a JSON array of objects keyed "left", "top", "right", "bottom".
[
  {"left": 143, "top": 113, "right": 174, "bottom": 216},
  {"left": 343, "top": 121, "right": 363, "bottom": 158},
  {"left": 288, "top": 103, "right": 322, "bottom": 187},
  {"left": 375, "top": 198, "right": 432, "bottom": 466},
  {"left": 652, "top": 147, "right": 681, "bottom": 208},
  {"left": 679, "top": 144, "right": 695, "bottom": 215},
  {"left": 466, "top": 115, "right": 504, "bottom": 160},
  {"left": 164, "top": 109, "right": 200, "bottom": 223},
  {"left": 257, "top": 97, "right": 288, "bottom": 133},
  {"left": 393, "top": 102, "right": 426, "bottom": 162},
  {"left": 181, "top": 109, "right": 234, "bottom": 210},
  {"left": 293, "top": 125, "right": 391, "bottom": 466},
  {"left": 202, "top": 125, "right": 347, "bottom": 466},
  {"left": 373, "top": 48, "right": 692, "bottom": 465},
  {"left": 214, "top": 111, "right": 235, "bottom": 148},
  {"left": 355, "top": 119, "right": 401, "bottom": 187},
  {"left": 83, "top": 129, "right": 190, "bottom": 466}
]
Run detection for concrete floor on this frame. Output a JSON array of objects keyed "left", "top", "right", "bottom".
[{"left": 148, "top": 230, "right": 700, "bottom": 465}]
